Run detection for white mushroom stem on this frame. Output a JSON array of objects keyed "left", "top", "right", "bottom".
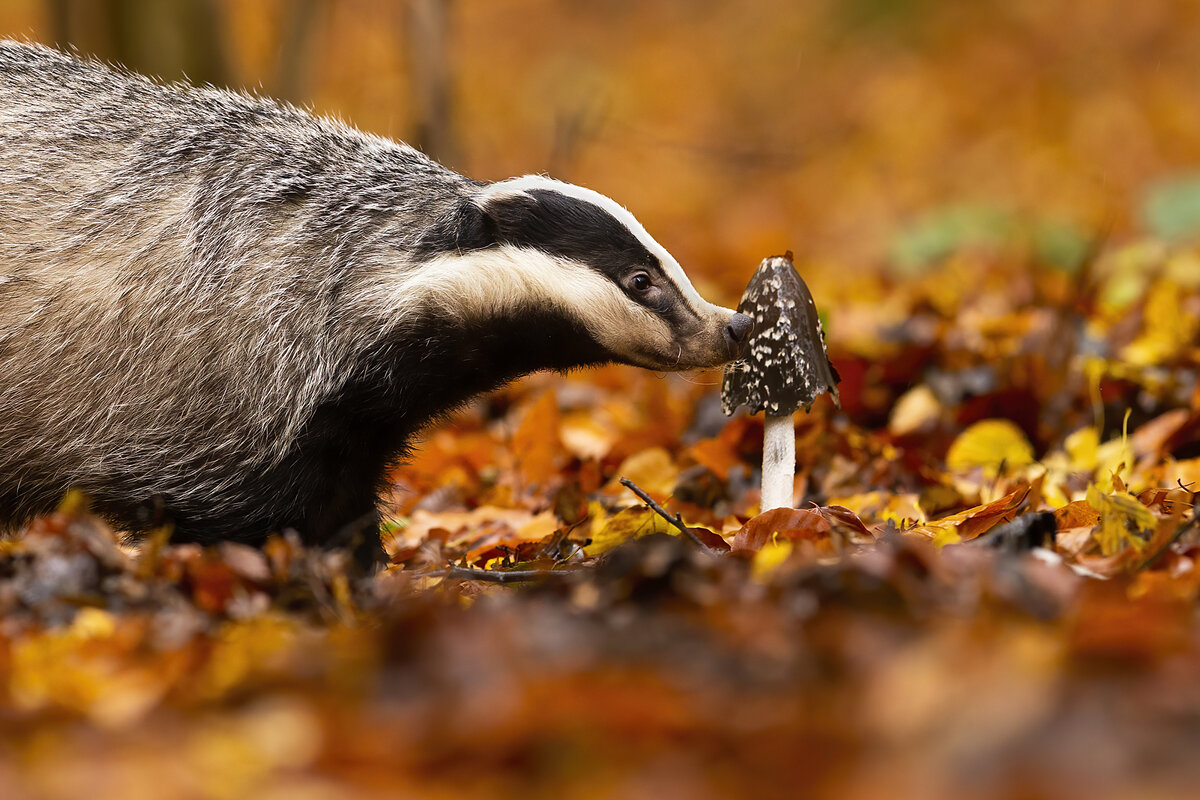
[{"left": 760, "top": 413, "right": 795, "bottom": 511}]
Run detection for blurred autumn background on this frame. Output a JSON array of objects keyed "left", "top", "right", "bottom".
[{"left": 6, "top": 1, "right": 1200, "bottom": 799}]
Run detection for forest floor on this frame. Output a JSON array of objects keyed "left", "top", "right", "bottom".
[{"left": 4, "top": 236, "right": 1200, "bottom": 799}]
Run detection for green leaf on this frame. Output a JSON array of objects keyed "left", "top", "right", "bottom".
[
  {"left": 1032, "top": 219, "right": 1090, "bottom": 274},
  {"left": 1141, "top": 173, "right": 1200, "bottom": 242},
  {"left": 890, "top": 204, "right": 1015, "bottom": 274}
]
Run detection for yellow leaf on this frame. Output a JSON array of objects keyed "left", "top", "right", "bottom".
[
  {"left": 198, "top": 617, "right": 299, "bottom": 701},
  {"left": 67, "top": 607, "right": 115, "bottom": 639},
  {"left": 827, "top": 491, "right": 925, "bottom": 526},
  {"left": 583, "top": 506, "right": 674, "bottom": 557},
  {"left": 752, "top": 540, "right": 794, "bottom": 582},
  {"left": 1085, "top": 484, "right": 1156, "bottom": 556},
  {"left": 11, "top": 611, "right": 169, "bottom": 727},
  {"left": 560, "top": 410, "right": 618, "bottom": 460},
  {"left": 888, "top": 385, "right": 943, "bottom": 436},
  {"left": 56, "top": 487, "right": 91, "bottom": 516},
  {"left": 1093, "top": 409, "right": 1134, "bottom": 492},
  {"left": 611, "top": 447, "right": 679, "bottom": 500},
  {"left": 1122, "top": 280, "right": 1198, "bottom": 366},
  {"left": 516, "top": 513, "right": 560, "bottom": 542},
  {"left": 946, "top": 419, "right": 1034, "bottom": 475},
  {"left": 587, "top": 501, "right": 609, "bottom": 540},
  {"left": 1064, "top": 426, "right": 1099, "bottom": 473},
  {"left": 928, "top": 523, "right": 962, "bottom": 547}
]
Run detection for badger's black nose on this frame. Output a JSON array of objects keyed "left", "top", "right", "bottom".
[{"left": 724, "top": 312, "right": 753, "bottom": 356}]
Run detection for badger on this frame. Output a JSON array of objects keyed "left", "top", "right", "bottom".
[{"left": 0, "top": 41, "right": 750, "bottom": 564}]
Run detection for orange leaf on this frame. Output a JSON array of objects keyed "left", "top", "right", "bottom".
[
  {"left": 1054, "top": 500, "right": 1100, "bottom": 529},
  {"left": 689, "top": 437, "right": 742, "bottom": 480},
  {"left": 687, "top": 416, "right": 757, "bottom": 478},
  {"left": 957, "top": 485, "right": 1031, "bottom": 541},
  {"left": 186, "top": 556, "right": 237, "bottom": 614},
  {"left": 911, "top": 485, "right": 1030, "bottom": 545},
  {"left": 513, "top": 391, "right": 562, "bottom": 488}
]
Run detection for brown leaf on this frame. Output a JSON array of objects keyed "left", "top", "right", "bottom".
[
  {"left": 689, "top": 526, "right": 732, "bottom": 552},
  {"left": 816, "top": 505, "right": 875, "bottom": 539},
  {"left": 732, "top": 508, "right": 832, "bottom": 552}
]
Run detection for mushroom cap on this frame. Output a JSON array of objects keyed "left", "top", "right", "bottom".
[{"left": 721, "top": 253, "right": 840, "bottom": 416}]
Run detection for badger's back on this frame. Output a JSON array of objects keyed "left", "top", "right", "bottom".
[{"left": 0, "top": 42, "right": 473, "bottom": 538}]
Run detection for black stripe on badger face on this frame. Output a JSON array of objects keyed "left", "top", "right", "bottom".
[
  {"left": 491, "top": 189, "right": 696, "bottom": 321},
  {"left": 416, "top": 188, "right": 697, "bottom": 323}
]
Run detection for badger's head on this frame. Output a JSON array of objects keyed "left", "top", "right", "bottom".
[{"left": 410, "top": 175, "right": 750, "bottom": 372}]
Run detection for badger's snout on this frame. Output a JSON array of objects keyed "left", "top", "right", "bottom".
[
  {"left": 723, "top": 312, "right": 752, "bottom": 358},
  {"left": 660, "top": 307, "right": 752, "bottom": 370}
]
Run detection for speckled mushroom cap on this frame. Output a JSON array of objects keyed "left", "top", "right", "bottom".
[{"left": 721, "top": 253, "right": 840, "bottom": 416}]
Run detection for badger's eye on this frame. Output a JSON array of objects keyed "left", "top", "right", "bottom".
[{"left": 630, "top": 272, "right": 652, "bottom": 293}]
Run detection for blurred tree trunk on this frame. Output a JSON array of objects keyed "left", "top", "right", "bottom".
[
  {"left": 46, "top": 0, "right": 70, "bottom": 47},
  {"left": 45, "top": 0, "right": 229, "bottom": 87},
  {"left": 407, "top": 0, "right": 459, "bottom": 169},
  {"left": 275, "top": 0, "right": 320, "bottom": 103}
]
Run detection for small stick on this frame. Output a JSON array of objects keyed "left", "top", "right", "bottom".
[
  {"left": 440, "top": 566, "right": 573, "bottom": 584},
  {"left": 619, "top": 477, "right": 711, "bottom": 550}
]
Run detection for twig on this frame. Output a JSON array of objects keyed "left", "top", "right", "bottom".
[
  {"left": 440, "top": 566, "right": 573, "bottom": 584},
  {"left": 619, "top": 477, "right": 711, "bottom": 550}
]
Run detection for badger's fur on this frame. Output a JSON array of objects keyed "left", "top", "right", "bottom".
[{"left": 0, "top": 41, "right": 749, "bottom": 561}]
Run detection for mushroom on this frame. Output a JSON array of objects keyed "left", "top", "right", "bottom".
[{"left": 721, "top": 253, "right": 840, "bottom": 511}]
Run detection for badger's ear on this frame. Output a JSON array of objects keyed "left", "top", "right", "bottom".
[
  {"left": 414, "top": 197, "right": 495, "bottom": 258},
  {"left": 452, "top": 198, "right": 496, "bottom": 252}
]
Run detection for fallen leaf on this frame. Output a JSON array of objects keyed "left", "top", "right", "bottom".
[
  {"left": 946, "top": 419, "right": 1035, "bottom": 475},
  {"left": 732, "top": 508, "right": 832, "bottom": 552},
  {"left": 912, "top": 484, "right": 1031, "bottom": 545},
  {"left": 888, "top": 384, "right": 944, "bottom": 435},
  {"left": 513, "top": 391, "right": 563, "bottom": 488},
  {"left": 583, "top": 507, "right": 676, "bottom": 557},
  {"left": 610, "top": 447, "right": 679, "bottom": 501},
  {"left": 1085, "top": 484, "right": 1157, "bottom": 557}
]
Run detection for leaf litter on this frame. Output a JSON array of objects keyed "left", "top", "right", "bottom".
[
  {"left": 5, "top": 236, "right": 1200, "bottom": 799},
  {"left": 10, "top": 7, "right": 1200, "bottom": 796}
]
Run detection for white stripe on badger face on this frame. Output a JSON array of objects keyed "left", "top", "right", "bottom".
[
  {"left": 479, "top": 175, "right": 723, "bottom": 315},
  {"left": 364, "top": 244, "right": 676, "bottom": 363}
]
